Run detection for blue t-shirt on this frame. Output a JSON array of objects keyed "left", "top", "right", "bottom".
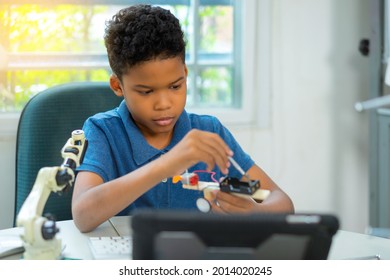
[{"left": 78, "top": 100, "right": 254, "bottom": 215}]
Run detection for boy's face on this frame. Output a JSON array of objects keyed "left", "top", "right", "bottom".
[{"left": 110, "top": 57, "right": 188, "bottom": 143}]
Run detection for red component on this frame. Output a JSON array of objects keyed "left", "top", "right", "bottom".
[{"left": 189, "top": 173, "right": 199, "bottom": 186}]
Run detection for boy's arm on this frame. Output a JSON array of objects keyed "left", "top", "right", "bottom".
[
  {"left": 208, "top": 164, "right": 295, "bottom": 214},
  {"left": 72, "top": 156, "right": 173, "bottom": 233}
]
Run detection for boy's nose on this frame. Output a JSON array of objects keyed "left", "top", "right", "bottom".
[{"left": 154, "top": 91, "right": 171, "bottom": 110}]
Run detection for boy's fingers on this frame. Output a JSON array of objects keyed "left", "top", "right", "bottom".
[
  {"left": 198, "top": 134, "right": 231, "bottom": 173},
  {"left": 178, "top": 129, "right": 232, "bottom": 174},
  {"left": 216, "top": 192, "right": 258, "bottom": 213}
]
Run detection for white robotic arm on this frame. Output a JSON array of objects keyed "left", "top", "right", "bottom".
[{"left": 16, "top": 130, "right": 87, "bottom": 260}]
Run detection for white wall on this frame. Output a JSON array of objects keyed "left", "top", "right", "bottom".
[
  {"left": 230, "top": 0, "right": 370, "bottom": 232},
  {"left": 0, "top": 0, "right": 371, "bottom": 232},
  {"left": 273, "top": 0, "right": 370, "bottom": 232}
]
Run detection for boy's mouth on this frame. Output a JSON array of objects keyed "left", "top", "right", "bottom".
[{"left": 153, "top": 117, "right": 174, "bottom": 126}]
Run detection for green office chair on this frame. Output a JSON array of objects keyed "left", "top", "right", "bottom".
[{"left": 14, "top": 82, "right": 123, "bottom": 225}]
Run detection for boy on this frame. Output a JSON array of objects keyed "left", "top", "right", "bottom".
[{"left": 72, "top": 4, "right": 294, "bottom": 233}]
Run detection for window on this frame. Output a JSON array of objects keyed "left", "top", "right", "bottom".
[
  {"left": 0, "top": 0, "right": 269, "bottom": 126},
  {"left": 0, "top": 0, "right": 240, "bottom": 110}
]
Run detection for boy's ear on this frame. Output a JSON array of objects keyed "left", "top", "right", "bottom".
[{"left": 109, "top": 75, "right": 124, "bottom": 97}]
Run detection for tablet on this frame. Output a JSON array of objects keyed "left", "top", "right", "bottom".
[{"left": 131, "top": 210, "right": 339, "bottom": 260}]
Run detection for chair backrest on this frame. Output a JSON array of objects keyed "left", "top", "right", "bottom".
[{"left": 14, "top": 82, "right": 123, "bottom": 225}]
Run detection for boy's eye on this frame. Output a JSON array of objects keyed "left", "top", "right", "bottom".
[
  {"left": 170, "top": 84, "right": 181, "bottom": 90},
  {"left": 138, "top": 90, "right": 153, "bottom": 95}
]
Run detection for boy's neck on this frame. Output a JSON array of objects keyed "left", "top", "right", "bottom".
[{"left": 144, "top": 131, "right": 173, "bottom": 150}]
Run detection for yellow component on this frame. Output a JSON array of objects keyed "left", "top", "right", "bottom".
[{"left": 172, "top": 175, "right": 182, "bottom": 184}]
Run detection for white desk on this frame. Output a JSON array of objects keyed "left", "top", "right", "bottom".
[
  {"left": 1, "top": 216, "right": 390, "bottom": 260},
  {"left": 329, "top": 230, "right": 390, "bottom": 259},
  {"left": 0, "top": 216, "right": 129, "bottom": 260}
]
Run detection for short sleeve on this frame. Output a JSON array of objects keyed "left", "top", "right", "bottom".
[{"left": 77, "top": 117, "right": 117, "bottom": 182}]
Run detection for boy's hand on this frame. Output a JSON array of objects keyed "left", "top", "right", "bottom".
[
  {"left": 206, "top": 190, "right": 259, "bottom": 214},
  {"left": 164, "top": 129, "right": 233, "bottom": 176}
]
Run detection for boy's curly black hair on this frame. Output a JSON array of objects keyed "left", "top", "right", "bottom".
[{"left": 104, "top": 4, "right": 186, "bottom": 79}]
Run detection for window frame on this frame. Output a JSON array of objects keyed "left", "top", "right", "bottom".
[{"left": 192, "top": 0, "right": 271, "bottom": 126}]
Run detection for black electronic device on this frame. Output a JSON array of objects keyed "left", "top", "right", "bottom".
[
  {"left": 131, "top": 210, "right": 339, "bottom": 260},
  {"left": 219, "top": 177, "right": 260, "bottom": 195}
]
